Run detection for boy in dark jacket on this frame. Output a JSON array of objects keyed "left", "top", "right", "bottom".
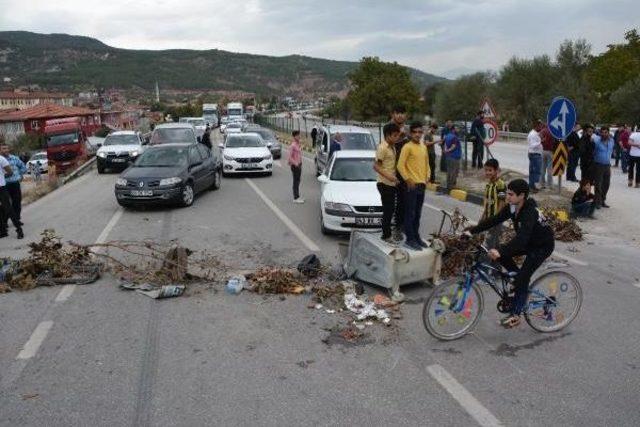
[
  {"left": 571, "top": 179, "right": 596, "bottom": 218},
  {"left": 466, "top": 179, "right": 555, "bottom": 328}
]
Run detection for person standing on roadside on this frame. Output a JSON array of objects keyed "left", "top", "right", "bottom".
[
  {"left": 288, "top": 130, "right": 304, "bottom": 204},
  {"left": 481, "top": 158, "right": 507, "bottom": 251},
  {"left": 619, "top": 124, "right": 631, "bottom": 174},
  {"left": 397, "top": 121, "right": 430, "bottom": 251},
  {"left": 579, "top": 124, "right": 595, "bottom": 184},
  {"left": 566, "top": 124, "right": 581, "bottom": 182},
  {"left": 470, "top": 111, "right": 486, "bottom": 169},
  {"left": 627, "top": 129, "right": 640, "bottom": 188},
  {"left": 527, "top": 120, "right": 544, "bottom": 193},
  {"left": 1, "top": 143, "right": 26, "bottom": 228},
  {"left": 374, "top": 123, "right": 401, "bottom": 243},
  {"left": 444, "top": 125, "right": 462, "bottom": 190},
  {"left": 422, "top": 123, "right": 438, "bottom": 184},
  {"left": 0, "top": 150, "right": 24, "bottom": 239},
  {"left": 539, "top": 123, "right": 555, "bottom": 189},
  {"left": 439, "top": 120, "right": 452, "bottom": 173},
  {"left": 390, "top": 105, "right": 409, "bottom": 239},
  {"left": 593, "top": 126, "right": 614, "bottom": 209},
  {"left": 329, "top": 132, "right": 342, "bottom": 159}
]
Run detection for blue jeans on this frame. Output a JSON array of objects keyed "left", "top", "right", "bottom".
[
  {"left": 571, "top": 201, "right": 595, "bottom": 217},
  {"left": 403, "top": 184, "right": 425, "bottom": 244},
  {"left": 541, "top": 151, "right": 553, "bottom": 187},
  {"left": 528, "top": 153, "right": 542, "bottom": 189}
]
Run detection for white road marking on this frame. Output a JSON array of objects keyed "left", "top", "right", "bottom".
[
  {"left": 54, "top": 207, "right": 124, "bottom": 303},
  {"left": 427, "top": 364, "right": 503, "bottom": 427},
  {"left": 16, "top": 321, "right": 54, "bottom": 360},
  {"left": 245, "top": 178, "right": 320, "bottom": 252},
  {"left": 422, "top": 202, "right": 589, "bottom": 266}
]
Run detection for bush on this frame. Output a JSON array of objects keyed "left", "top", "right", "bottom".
[{"left": 12, "top": 133, "right": 44, "bottom": 153}]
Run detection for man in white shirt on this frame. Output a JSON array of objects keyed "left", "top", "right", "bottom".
[
  {"left": 628, "top": 131, "right": 640, "bottom": 188},
  {"left": 0, "top": 154, "right": 23, "bottom": 239},
  {"left": 527, "top": 120, "right": 544, "bottom": 193}
]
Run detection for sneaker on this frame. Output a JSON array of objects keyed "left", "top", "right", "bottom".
[
  {"left": 417, "top": 238, "right": 429, "bottom": 248},
  {"left": 404, "top": 241, "right": 423, "bottom": 251},
  {"left": 16, "top": 228, "right": 24, "bottom": 239},
  {"left": 392, "top": 228, "right": 404, "bottom": 242},
  {"left": 602, "top": 203, "right": 610, "bottom": 208},
  {"left": 629, "top": 181, "right": 633, "bottom": 187},
  {"left": 293, "top": 198, "right": 305, "bottom": 204}
]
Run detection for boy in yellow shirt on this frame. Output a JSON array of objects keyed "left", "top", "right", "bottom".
[
  {"left": 374, "top": 123, "right": 401, "bottom": 242},
  {"left": 397, "top": 121, "right": 430, "bottom": 251}
]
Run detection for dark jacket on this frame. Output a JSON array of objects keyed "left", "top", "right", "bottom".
[
  {"left": 566, "top": 130, "right": 580, "bottom": 150},
  {"left": 201, "top": 132, "right": 212, "bottom": 149},
  {"left": 470, "top": 198, "right": 554, "bottom": 259},
  {"left": 572, "top": 188, "right": 594, "bottom": 205},
  {"left": 579, "top": 134, "right": 594, "bottom": 166},
  {"left": 470, "top": 117, "right": 485, "bottom": 141}
]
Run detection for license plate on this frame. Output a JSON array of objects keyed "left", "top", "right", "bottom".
[
  {"left": 355, "top": 217, "right": 381, "bottom": 225},
  {"left": 131, "top": 190, "right": 153, "bottom": 197},
  {"left": 245, "top": 163, "right": 259, "bottom": 169},
  {"left": 112, "top": 158, "right": 126, "bottom": 163}
]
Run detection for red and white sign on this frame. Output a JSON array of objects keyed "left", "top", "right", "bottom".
[
  {"left": 482, "top": 118, "right": 499, "bottom": 145},
  {"left": 480, "top": 98, "right": 496, "bottom": 119}
]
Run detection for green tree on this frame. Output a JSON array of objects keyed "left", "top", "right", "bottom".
[
  {"left": 553, "top": 39, "right": 597, "bottom": 124},
  {"left": 610, "top": 76, "right": 640, "bottom": 125},
  {"left": 433, "top": 72, "right": 495, "bottom": 123},
  {"left": 346, "top": 57, "right": 421, "bottom": 121}
]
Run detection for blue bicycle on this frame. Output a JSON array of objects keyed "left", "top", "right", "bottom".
[{"left": 423, "top": 244, "right": 583, "bottom": 340}]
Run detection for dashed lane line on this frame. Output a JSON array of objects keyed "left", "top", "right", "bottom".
[
  {"left": 427, "top": 364, "right": 503, "bottom": 427},
  {"left": 16, "top": 321, "right": 54, "bottom": 360},
  {"left": 245, "top": 178, "right": 320, "bottom": 252}
]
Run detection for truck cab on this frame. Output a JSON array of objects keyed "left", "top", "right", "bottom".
[
  {"left": 313, "top": 124, "right": 376, "bottom": 176},
  {"left": 202, "top": 103, "right": 219, "bottom": 128},
  {"left": 44, "top": 117, "right": 87, "bottom": 174}
]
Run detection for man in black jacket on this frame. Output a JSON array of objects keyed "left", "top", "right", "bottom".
[
  {"left": 466, "top": 179, "right": 554, "bottom": 328},
  {"left": 565, "top": 124, "right": 581, "bottom": 182},
  {"left": 579, "top": 124, "right": 595, "bottom": 184}
]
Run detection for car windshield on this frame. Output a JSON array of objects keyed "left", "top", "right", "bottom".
[
  {"left": 227, "top": 123, "right": 242, "bottom": 129},
  {"left": 331, "top": 132, "right": 376, "bottom": 150},
  {"left": 203, "top": 109, "right": 216, "bottom": 115},
  {"left": 46, "top": 132, "right": 79, "bottom": 147},
  {"left": 104, "top": 134, "right": 140, "bottom": 146},
  {"left": 226, "top": 136, "right": 264, "bottom": 148},
  {"left": 228, "top": 108, "right": 242, "bottom": 116},
  {"left": 135, "top": 147, "right": 189, "bottom": 167},
  {"left": 187, "top": 119, "right": 205, "bottom": 127},
  {"left": 330, "top": 158, "right": 376, "bottom": 181},
  {"left": 255, "top": 130, "right": 276, "bottom": 141},
  {"left": 150, "top": 128, "right": 194, "bottom": 144}
]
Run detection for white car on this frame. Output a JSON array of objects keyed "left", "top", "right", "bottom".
[
  {"left": 27, "top": 152, "right": 48, "bottom": 173},
  {"left": 179, "top": 117, "right": 207, "bottom": 139},
  {"left": 224, "top": 122, "right": 243, "bottom": 135},
  {"left": 221, "top": 133, "right": 273, "bottom": 176},
  {"left": 96, "top": 130, "right": 146, "bottom": 173},
  {"left": 317, "top": 150, "right": 382, "bottom": 234}
]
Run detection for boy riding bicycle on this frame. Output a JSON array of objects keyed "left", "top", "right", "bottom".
[{"left": 466, "top": 179, "right": 555, "bottom": 328}]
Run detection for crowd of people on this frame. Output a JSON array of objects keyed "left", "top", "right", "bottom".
[{"left": 0, "top": 142, "right": 26, "bottom": 239}]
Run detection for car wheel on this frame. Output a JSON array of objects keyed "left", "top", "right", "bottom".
[
  {"left": 180, "top": 182, "right": 195, "bottom": 207},
  {"left": 97, "top": 163, "right": 105, "bottom": 174},
  {"left": 211, "top": 169, "right": 222, "bottom": 190}
]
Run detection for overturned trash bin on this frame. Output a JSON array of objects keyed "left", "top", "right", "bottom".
[{"left": 343, "top": 231, "right": 444, "bottom": 294}]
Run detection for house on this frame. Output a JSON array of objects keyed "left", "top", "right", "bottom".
[
  {"left": 0, "top": 90, "right": 74, "bottom": 110},
  {"left": 0, "top": 103, "right": 101, "bottom": 142}
]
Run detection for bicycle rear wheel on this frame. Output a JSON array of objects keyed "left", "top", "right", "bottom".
[
  {"left": 525, "top": 270, "right": 582, "bottom": 333},
  {"left": 423, "top": 278, "right": 484, "bottom": 341}
]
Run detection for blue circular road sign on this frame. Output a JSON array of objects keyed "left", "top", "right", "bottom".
[{"left": 546, "top": 97, "right": 577, "bottom": 140}]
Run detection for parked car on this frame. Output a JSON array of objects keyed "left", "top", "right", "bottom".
[
  {"left": 221, "top": 133, "right": 273, "bottom": 176},
  {"left": 26, "top": 152, "right": 48, "bottom": 174},
  {"left": 149, "top": 123, "right": 199, "bottom": 145},
  {"left": 314, "top": 124, "right": 376, "bottom": 176},
  {"left": 224, "top": 122, "right": 243, "bottom": 136},
  {"left": 250, "top": 129, "right": 282, "bottom": 159},
  {"left": 115, "top": 143, "right": 221, "bottom": 208},
  {"left": 317, "top": 150, "right": 382, "bottom": 234},
  {"left": 243, "top": 123, "right": 261, "bottom": 132},
  {"left": 179, "top": 117, "right": 207, "bottom": 139},
  {"left": 96, "top": 131, "right": 146, "bottom": 173}
]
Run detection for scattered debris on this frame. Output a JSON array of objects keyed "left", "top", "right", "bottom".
[
  {"left": 297, "top": 254, "right": 321, "bottom": 277},
  {"left": 226, "top": 275, "right": 246, "bottom": 295},
  {"left": 296, "top": 360, "right": 315, "bottom": 369},
  {"left": 247, "top": 267, "right": 306, "bottom": 294},
  {"left": 540, "top": 208, "right": 583, "bottom": 242},
  {"left": 21, "top": 393, "right": 39, "bottom": 400},
  {"left": 137, "top": 284, "right": 185, "bottom": 299},
  {"left": 344, "top": 293, "right": 390, "bottom": 323}
]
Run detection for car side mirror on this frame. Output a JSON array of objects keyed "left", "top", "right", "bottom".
[{"left": 317, "top": 175, "right": 329, "bottom": 183}]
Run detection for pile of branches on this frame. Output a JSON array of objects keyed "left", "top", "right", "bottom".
[
  {"left": 540, "top": 208, "right": 583, "bottom": 242},
  {"left": 311, "top": 283, "right": 346, "bottom": 309},
  {"left": 246, "top": 267, "right": 306, "bottom": 294},
  {"left": 435, "top": 209, "right": 483, "bottom": 279}
]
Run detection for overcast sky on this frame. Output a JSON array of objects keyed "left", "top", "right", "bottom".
[{"left": 0, "top": 0, "right": 636, "bottom": 78}]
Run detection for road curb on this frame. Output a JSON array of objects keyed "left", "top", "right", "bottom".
[{"left": 62, "top": 157, "right": 96, "bottom": 184}]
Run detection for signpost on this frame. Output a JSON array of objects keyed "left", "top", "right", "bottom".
[
  {"left": 480, "top": 98, "right": 497, "bottom": 119},
  {"left": 546, "top": 97, "right": 577, "bottom": 193}
]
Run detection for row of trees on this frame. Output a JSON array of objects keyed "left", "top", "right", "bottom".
[{"left": 326, "top": 29, "right": 639, "bottom": 131}]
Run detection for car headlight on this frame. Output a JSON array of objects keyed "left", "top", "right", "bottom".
[
  {"left": 115, "top": 178, "right": 128, "bottom": 187},
  {"left": 263, "top": 154, "right": 273, "bottom": 160},
  {"left": 97, "top": 151, "right": 107, "bottom": 158},
  {"left": 130, "top": 150, "right": 139, "bottom": 157},
  {"left": 325, "top": 202, "right": 352, "bottom": 212},
  {"left": 159, "top": 177, "right": 182, "bottom": 186},
  {"left": 223, "top": 154, "right": 235, "bottom": 161}
]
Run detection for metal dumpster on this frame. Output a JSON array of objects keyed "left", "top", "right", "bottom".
[{"left": 343, "top": 231, "right": 444, "bottom": 291}]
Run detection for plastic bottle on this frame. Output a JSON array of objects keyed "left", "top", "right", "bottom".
[{"left": 225, "top": 275, "right": 246, "bottom": 294}]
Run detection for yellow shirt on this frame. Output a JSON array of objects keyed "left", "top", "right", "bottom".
[
  {"left": 397, "top": 140, "right": 429, "bottom": 185},
  {"left": 375, "top": 140, "right": 397, "bottom": 186}
]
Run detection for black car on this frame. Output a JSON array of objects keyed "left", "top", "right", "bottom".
[
  {"left": 115, "top": 143, "right": 222, "bottom": 208},
  {"left": 251, "top": 129, "right": 282, "bottom": 159}
]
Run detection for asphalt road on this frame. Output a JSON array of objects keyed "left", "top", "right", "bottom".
[{"left": 1, "top": 130, "right": 639, "bottom": 426}]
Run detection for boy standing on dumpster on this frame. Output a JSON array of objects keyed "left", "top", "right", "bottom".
[
  {"left": 481, "top": 158, "right": 507, "bottom": 250},
  {"left": 374, "top": 122, "right": 401, "bottom": 243}
]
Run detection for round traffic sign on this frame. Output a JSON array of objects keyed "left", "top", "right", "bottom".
[{"left": 482, "top": 118, "right": 499, "bottom": 145}]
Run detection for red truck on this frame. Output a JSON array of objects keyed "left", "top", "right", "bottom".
[{"left": 44, "top": 117, "right": 88, "bottom": 174}]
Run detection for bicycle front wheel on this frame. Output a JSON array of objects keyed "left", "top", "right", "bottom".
[
  {"left": 423, "top": 278, "right": 484, "bottom": 341},
  {"left": 525, "top": 270, "right": 582, "bottom": 333}
]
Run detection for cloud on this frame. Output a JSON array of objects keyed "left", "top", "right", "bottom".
[{"left": 0, "top": 0, "right": 636, "bottom": 76}]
